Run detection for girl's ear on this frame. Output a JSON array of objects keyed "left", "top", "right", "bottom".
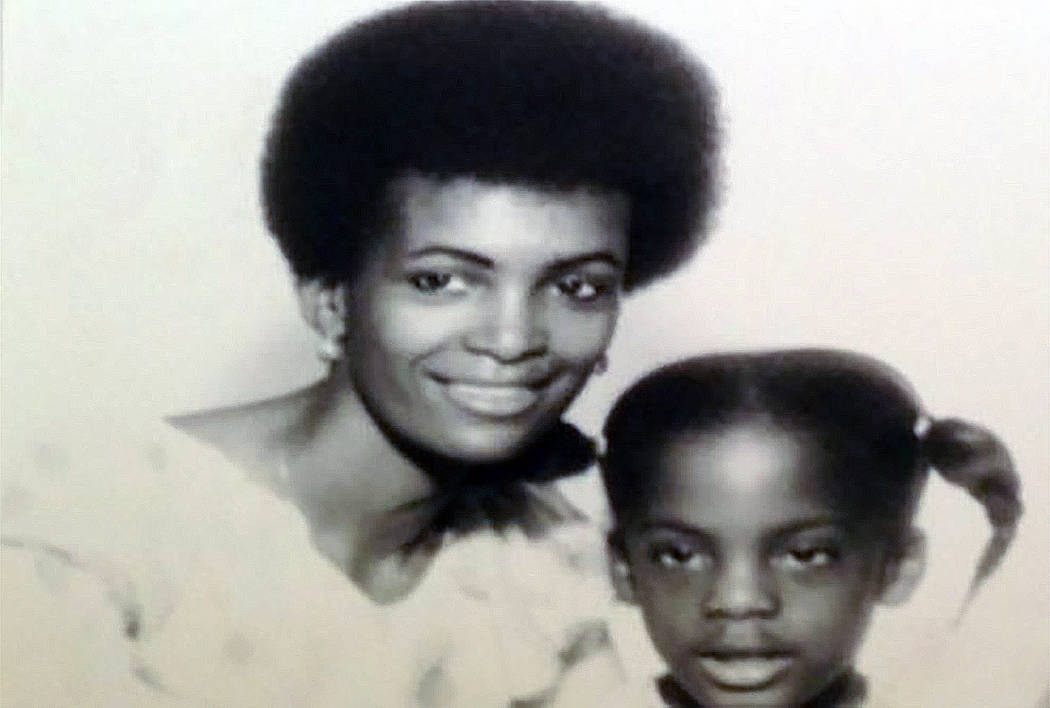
[
  {"left": 607, "top": 532, "right": 636, "bottom": 604},
  {"left": 296, "top": 280, "right": 348, "bottom": 341},
  {"left": 877, "top": 528, "right": 926, "bottom": 606}
]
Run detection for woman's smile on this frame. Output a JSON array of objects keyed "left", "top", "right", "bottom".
[
  {"left": 424, "top": 361, "right": 561, "bottom": 419},
  {"left": 438, "top": 380, "right": 541, "bottom": 418}
]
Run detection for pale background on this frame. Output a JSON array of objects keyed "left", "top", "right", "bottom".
[{"left": 2, "top": 1, "right": 1047, "bottom": 706}]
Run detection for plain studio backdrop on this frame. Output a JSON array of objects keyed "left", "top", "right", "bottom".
[{"left": 2, "top": 1, "right": 1047, "bottom": 706}]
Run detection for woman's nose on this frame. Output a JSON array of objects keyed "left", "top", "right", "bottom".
[
  {"left": 703, "top": 557, "right": 779, "bottom": 620},
  {"left": 463, "top": 288, "right": 548, "bottom": 362}
]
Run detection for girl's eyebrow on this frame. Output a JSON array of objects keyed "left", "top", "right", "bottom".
[
  {"left": 769, "top": 517, "right": 847, "bottom": 537},
  {"left": 640, "top": 519, "right": 715, "bottom": 540},
  {"left": 639, "top": 516, "right": 846, "bottom": 539}
]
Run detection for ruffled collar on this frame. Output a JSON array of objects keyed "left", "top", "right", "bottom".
[
  {"left": 387, "top": 420, "right": 596, "bottom": 538},
  {"left": 656, "top": 670, "right": 867, "bottom": 708}
]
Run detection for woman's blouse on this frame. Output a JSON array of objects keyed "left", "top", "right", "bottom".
[{"left": 1, "top": 422, "right": 617, "bottom": 707}]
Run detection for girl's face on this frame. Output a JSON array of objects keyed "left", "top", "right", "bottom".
[
  {"left": 617, "top": 422, "right": 896, "bottom": 707},
  {"left": 341, "top": 174, "right": 629, "bottom": 462}
]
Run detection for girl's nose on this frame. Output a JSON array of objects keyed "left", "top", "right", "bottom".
[
  {"left": 463, "top": 288, "right": 548, "bottom": 362},
  {"left": 703, "top": 557, "right": 779, "bottom": 620}
]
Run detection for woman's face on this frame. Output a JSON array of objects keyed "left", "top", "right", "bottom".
[{"left": 340, "top": 174, "right": 629, "bottom": 462}]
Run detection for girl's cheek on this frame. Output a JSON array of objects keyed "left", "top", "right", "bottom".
[{"left": 640, "top": 574, "right": 711, "bottom": 614}]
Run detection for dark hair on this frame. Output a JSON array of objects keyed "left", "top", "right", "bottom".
[
  {"left": 262, "top": 0, "right": 720, "bottom": 290},
  {"left": 602, "top": 349, "right": 1022, "bottom": 600}
]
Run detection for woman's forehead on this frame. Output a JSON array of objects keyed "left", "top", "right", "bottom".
[{"left": 385, "top": 173, "right": 630, "bottom": 262}]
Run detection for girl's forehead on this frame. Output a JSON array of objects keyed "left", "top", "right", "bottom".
[{"left": 644, "top": 423, "right": 844, "bottom": 528}]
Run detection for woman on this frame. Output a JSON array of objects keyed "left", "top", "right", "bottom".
[{"left": 2, "top": 1, "right": 719, "bottom": 705}]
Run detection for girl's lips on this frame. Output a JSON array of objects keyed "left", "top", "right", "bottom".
[
  {"left": 441, "top": 381, "right": 541, "bottom": 418},
  {"left": 696, "top": 654, "right": 794, "bottom": 690}
]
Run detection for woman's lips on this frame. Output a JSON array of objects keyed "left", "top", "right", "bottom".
[
  {"left": 440, "top": 380, "right": 542, "bottom": 418},
  {"left": 696, "top": 654, "right": 793, "bottom": 690}
]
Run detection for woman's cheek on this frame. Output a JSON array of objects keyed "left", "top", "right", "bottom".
[
  {"left": 548, "top": 306, "right": 619, "bottom": 361},
  {"left": 371, "top": 297, "right": 473, "bottom": 354}
]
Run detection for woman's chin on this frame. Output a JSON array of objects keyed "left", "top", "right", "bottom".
[{"left": 433, "top": 428, "right": 538, "bottom": 465}]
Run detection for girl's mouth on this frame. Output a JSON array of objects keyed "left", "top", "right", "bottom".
[{"left": 696, "top": 653, "right": 794, "bottom": 690}]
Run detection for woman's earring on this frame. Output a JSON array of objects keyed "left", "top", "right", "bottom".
[
  {"left": 317, "top": 335, "right": 344, "bottom": 363},
  {"left": 593, "top": 354, "right": 609, "bottom": 376},
  {"left": 610, "top": 557, "right": 635, "bottom": 603}
]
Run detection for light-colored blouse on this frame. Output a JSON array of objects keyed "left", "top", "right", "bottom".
[{"left": 1, "top": 422, "right": 616, "bottom": 707}]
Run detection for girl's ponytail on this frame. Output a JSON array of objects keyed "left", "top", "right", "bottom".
[{"left": 920, "top": 417, "right": 1023, "bottom": 607}]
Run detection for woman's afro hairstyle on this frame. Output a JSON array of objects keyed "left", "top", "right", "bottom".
[
  {"left": 602, "top": 349, "right": 1022, "bottom": 601},
  {"left": 262, "top": 0, "right": 720, "bottom": 290}
]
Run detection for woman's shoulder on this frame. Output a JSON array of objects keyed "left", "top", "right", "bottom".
[
  {"left": 165, "top": 387, "right": 311, "bottom": 482},
  {"left": 0, "top": 403, "right": 313, "bottom": 607},
  {"left": 1, "top": 410, "right": 384, "bottom": 705}
]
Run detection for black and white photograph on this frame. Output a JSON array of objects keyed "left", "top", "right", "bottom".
[{"left": 2, "top": 1, "right": 1047, "bottom": 706}]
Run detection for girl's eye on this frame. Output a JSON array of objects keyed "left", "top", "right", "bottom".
[
  {"left": 407, "top": 271, "right": 468, "bottom": 294},
  {"left": 649, "top": 543, "right": 712, "bottom": 571},
  {"left": 554, "top": 274, "right": 610, "bottom": 302}
]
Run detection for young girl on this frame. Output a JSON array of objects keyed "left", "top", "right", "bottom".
[{"left": 599, "top": 349, "right": 1022, "bottom": 707}]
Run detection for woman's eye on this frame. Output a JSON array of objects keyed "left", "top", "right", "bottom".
[
  {"left": 649, "top": 544, "right": 711, "bottom": 571},
  {"left": 407, "top": 271, "right": 468, "bottom": 294},
  {"left": 779, "top": 547, "right": 838, "bottom": 570},
  {"left": 555, "top": 274, "right": 609, "bottom": 302}
]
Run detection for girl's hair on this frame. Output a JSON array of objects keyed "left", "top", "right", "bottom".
[
  {"left": 601, "top": 349, "right": 1022, "bottom": 601},
  {"left": 262, "top": 0, "right": 720, "bottom": 290}
]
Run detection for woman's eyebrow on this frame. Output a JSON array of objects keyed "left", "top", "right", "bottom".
[
  {"left": 402, "top": 248, "right": 624, "bottom": 273},
  {"left": 404, "top": 246, "right": 494, "bottom": 267},
  {"left": 544, "top": 252, "right": 625, "bottom": 273}
]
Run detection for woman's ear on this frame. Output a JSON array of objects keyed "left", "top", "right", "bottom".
[
  {"left": 607, "top": 532, "right": 636, "bottom": 604},
  {"left": 296, "top": 280, "right": 348, "bottom": 340},
  {"left": 877, "top": 528, "right": 927, "bottom": 606}
]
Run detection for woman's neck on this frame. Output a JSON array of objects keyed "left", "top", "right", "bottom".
[
  {"left": 171, "top": 371, "right": 441, "bottom": 602},
  {"left": 171, "top": 367, "right": 592, "bottom": 603},
  {"left": 284, "top": 373, "right": 436, "bottom": 519},
  {"left": 280, "top": 373, "right": 441, "bottom": 588}
]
